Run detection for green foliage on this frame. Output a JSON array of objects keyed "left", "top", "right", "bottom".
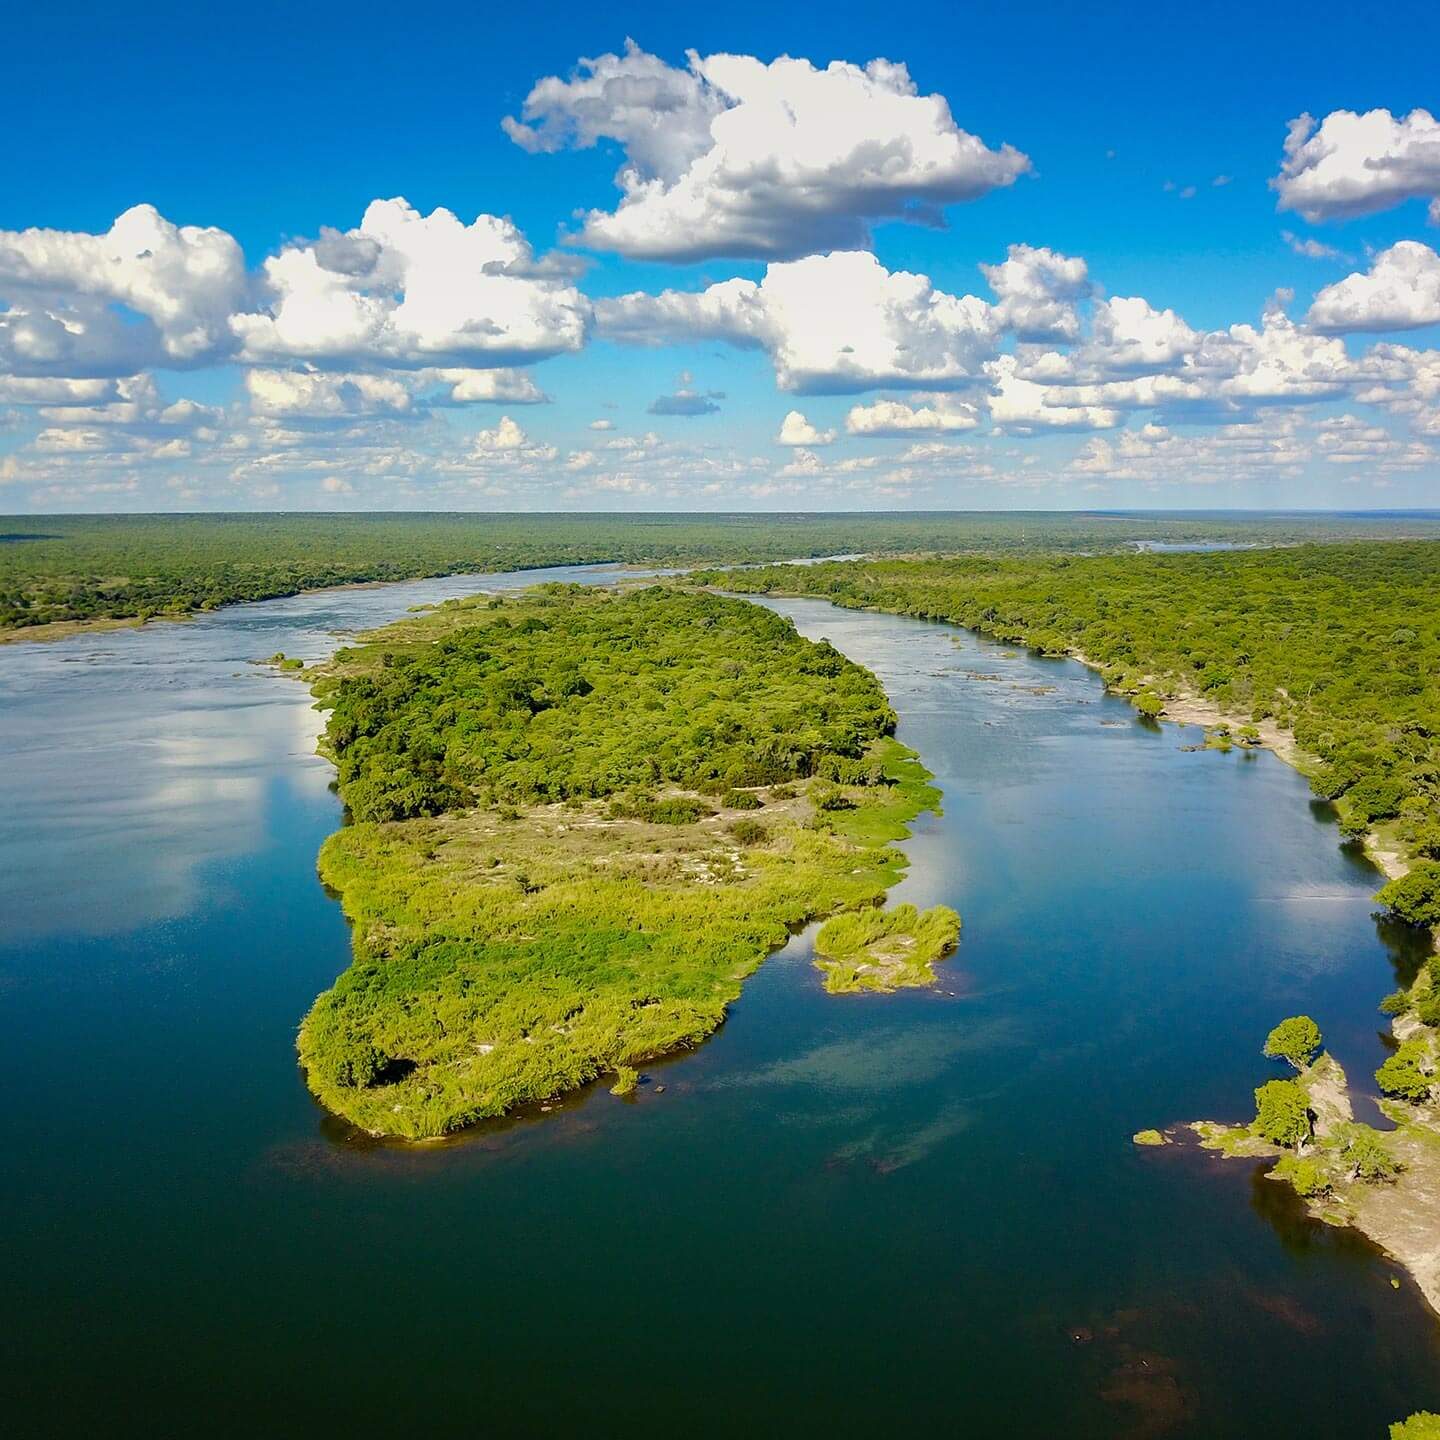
[
  {"left": 729, "top": 819, "right": 769, "bottom": 846},
  {"left": 610, "top": 1066, "right": 639, "bottom": 1097},
  {"left": 813, "top": 902, "right": 961, "bottom": 993},
  {"left": 699, "top": 543, "right": 1440, "bottom": 872},
  {"left": 722, "top": 789, "right": 764, "bottom": 809},
  {"left": 1132, "top": 1129, "right": 1167, "bottom": 1146},
  {"left": 1376, "top": 1040, "right": 1436, "bottom": 1102},
  {"left": 1272, "top": 1153, "right": 1331, "bottom": 1197},
  {"left": 1263, "top": 1015, "right": 1322, "bottom": 1070},
  {"left": 1377, "top": 863, "right": 1440, "bottom": 928},
  {"left": 318, "top": 588, "right": 897, "bottom": 822},
  {"left": 1334, "top": 1123, "right": 1401, "bottom": 1183},
  {"left": 1252, "top": 1079, "right": 1312, "bottom": 1149},
  {"left": 297, "top": 589, "right": 942, "bottom": 1137},
  {"left": 10, "top": 512, "right": 1436, "bottom": 633},
  {"left": 1392, "top": 1414, "right": 1440, "bottom": 1439},
  {"left": 1380, "top": 989, "right": 1411, "bottom": 1016}
]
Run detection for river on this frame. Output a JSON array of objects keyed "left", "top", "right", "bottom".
[{"left": 2, "top": 568, "right": 1438, "bottom": 1436}]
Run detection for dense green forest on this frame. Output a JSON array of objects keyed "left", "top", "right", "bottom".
[
  {"left": 301, "top": 586, "right": 940, "bottom": 1137},
  {"left": 696, "top": 543, "right": 1440, "bottom": 923},
  {"left": 6, "top": 510, "right": 1440, "bottom": 634}
]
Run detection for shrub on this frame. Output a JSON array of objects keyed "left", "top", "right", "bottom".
[
  {"left": 1273, "top": 1153, "right": 1331, "bottom": 1197},
  {"left": 1376, "top": 1040, "right": 1435, "bottom": 1102},
  {"left": 729, "top": 819, "right": 768, "bottom": 846},
  {"left": 723, "top": 789, "right": 764, "bottom": 810},
  {"left": 1377, "top": 862, "right": 1440, "bottom": 927},
  {"left": 1135, "top": 691, "right": 1164, "bottom": 719}
]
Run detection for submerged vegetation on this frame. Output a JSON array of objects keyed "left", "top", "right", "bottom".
[
  {"left": 299, "top": 585, "right": 940, "bottom": 1137},
  {"left": 812, "top": 902, "right": 960, "bottom": 993},
  {"left": 696, "top": 542, "right": 1440, "bottom": 902},
  {"left": 7, "top": 510, "right": 1440, "bottom": 636}
]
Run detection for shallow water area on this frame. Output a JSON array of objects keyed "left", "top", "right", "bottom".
[{"left": 3, "top": 571, "right": 1438, "bottom": 1436}]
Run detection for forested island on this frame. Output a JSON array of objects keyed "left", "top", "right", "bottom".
[
  {"left": 7, "top": 510, "right": 1440, "bottom": 638},
  {"left": 299, "top": 584, "right": 944, "bottom": 1137}
]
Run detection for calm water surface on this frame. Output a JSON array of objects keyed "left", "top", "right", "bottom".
[{"left": 3, "top": 572, "right": 1438, "bottom": 1436}]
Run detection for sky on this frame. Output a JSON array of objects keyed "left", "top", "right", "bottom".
[{"left": 2, "top": 0, "right": 1439, "bottom": 513}]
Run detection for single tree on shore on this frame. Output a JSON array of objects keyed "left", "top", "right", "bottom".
[
  {"left": 1263, "top": 1015, "right": 1322, "bottom": 1071},
  {"left": 1253, "top": 1078, "right": 1313, "bottom": 1151}
]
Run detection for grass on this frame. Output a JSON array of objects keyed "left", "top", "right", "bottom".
[{"left": 812, "top": 901, "right": 961, "bottom": 993}]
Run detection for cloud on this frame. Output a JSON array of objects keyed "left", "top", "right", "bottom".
[
  {"left": 0, "top": 205, "right": 248, "bottom": 376},
  {"left": 979, "top": 244, "right": 1091, "bottom": 342},
  {"left": 986, "top": 356, "right": 1121, "bottom": 433},
  {"left": 424, "top": 368, "right": 549, "bottom": 405},
  {"left": 776, "top": 410, "right": 836, "bottom": 445},
  {"left": 845, "top": 394, "right": 979, "bottom": 435},
  {"left": 1282, "top": 230, "right": 1348, "bottom": 262},
  {"left": 1306, "top": 241, "right": 1440, "bottom": 334},
  {"left": 648, "top": 386, "right": 723, "bottom": 416},
  {"left": 588, "top": 418, "right": 614, "bottom": 430},
  {"left": 245, "top": 369, "right": 415, "bottom": 419},
  {"left": 1273, "top": 108, "right": 1440, "bottom": 222},
  {"left": 231, "top": 198, "right": 590, "bottom": 368},
  {"left": 506, "top": 43, "right": 1029, "bottom": 261},
  {"left": 598, "top": 249, "right": 999, "bottom": 393}
]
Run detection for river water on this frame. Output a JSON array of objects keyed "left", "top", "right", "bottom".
[{"left": 2, "top": 569, "right": 1437, "bottom": 1436}]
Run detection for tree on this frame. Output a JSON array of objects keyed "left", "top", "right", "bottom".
[
  {"left": 1392, "top": 1414, "right": 1440, "bottom": 1439},
  {"left": 1134, "top": 691, "right": 1164, "bottom": 719},
  {"left": 1378, "top": 862, "right": 1440, "bottom": 928},
  {"left": 1376, "top": 1041, "right": 1435, "bottom": 1103},
  {"left": 1253, "top": 1079, "right": 1312, "bottom": 1150},
  {"left": 1263, "top": 1015, "right": 1322, "bottom": 1070},
  {"left": 1335, "top": 1124, "right": 1400, "bottom": 1183}
]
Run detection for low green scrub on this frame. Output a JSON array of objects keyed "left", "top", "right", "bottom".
[
  {"left": 299, "top": 587, "right": 940, "bottom": 1137},
  {"left": 812, "top": 901, "right": 961, "bottom": 994}
]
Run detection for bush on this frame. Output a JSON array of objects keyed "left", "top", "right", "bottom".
[
  {"left": 810, "top": 782, "right": 853, "bottom": 812},
  {"left": 729, "top": 819, "right": 768, "bottom": 846},
  {"left": 1135, "top": 691, "right": 1164, "bottom": 719},
  {"left": 649, "top": 798, "right": 710, "bottom": 825},
  {"left": 1273, "top": 1153, "right": 1331, "bottom": 1197},
  {"left": 723, "top": 789, "right": 764, "bottom": 810},
  {"left": 1376, "top": 1040, "right": 1435, "bottom": 1102},
  {"left": 1377, "top": 862, "right": 1440, "bottom": 927}
]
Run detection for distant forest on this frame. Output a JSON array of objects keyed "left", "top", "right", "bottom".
[{"left": 6, "top": 510, "right": 1440, "bottom": 632}]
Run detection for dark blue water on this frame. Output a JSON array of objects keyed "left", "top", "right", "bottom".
[{"left": 2, "top": 575, "right": 1437, "bottom": 1437}]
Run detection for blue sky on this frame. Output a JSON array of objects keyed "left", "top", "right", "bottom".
[{"left": 2, "top": 0, "right": 1439, "bottom": 510}]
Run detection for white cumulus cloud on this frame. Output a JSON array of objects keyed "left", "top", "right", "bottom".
[
  {"left": 597, "top": 250, "right": 999, "bottom": 393},
  {"left": 1306, "top": 241, "right": 1440, "bottom": 334},
  {"left": 232, "top": 199, "right": 590, "bottom": 368},
  {"left": 1273, "top": 109, "right": 1440, "bottom": 222},
  {"left": 979, "top": 244, "right": 1092, "bottom": 342},
  {"left": 506, "top": 44, "right": 1029, "bottom": 260},
  {"left": 776, "top": 410, "right": 836, "bottom": 446},
  {"left": 845, "top": 394, "right": 980, "bottom": 435}
]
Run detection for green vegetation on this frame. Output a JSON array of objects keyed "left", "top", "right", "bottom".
[
  {"left": 1272, "top": 1153, "right": 1331, "bottom": 1197},
  {"left": 1131, "top": 1129, "right": 1167, "bottom": 1147},
  {"left": 811, "top": 902, "right": 960, "bottom": 993},
  {"left": 610, "top": 1066, "right": 639, "bottom": 1097},
  {"left": 298, "top": 585, "right": 941, "bottom": 1137},
  {"left": 695, "top": 542, "right": 1440, "bottom": 904},
  {"left": 1264, "top": 1015, "right": 1322, "bottom": 1070},
  {"left": 1376, "top": 1041, "right": 1437, "bottom": 1103},
  {"left": 7, "top": 510, "right": 1440, "bottom": 635},
  {"left": 315, "top": 585, "right": 897, "bottom": 822},
  {"left": 1393, "top": 1414, "right": 1440, "bottom": 1439},
  {"left": 1253, "top": 1079, "right": 1313, "bottom": 1150}
]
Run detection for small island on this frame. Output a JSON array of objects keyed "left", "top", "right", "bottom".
[
  {"left": 299, "top": 584, "right": 941, "bottom": 1138},
  {"left": 813, "top": 902, "right": 960, "bottom": 993}
]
